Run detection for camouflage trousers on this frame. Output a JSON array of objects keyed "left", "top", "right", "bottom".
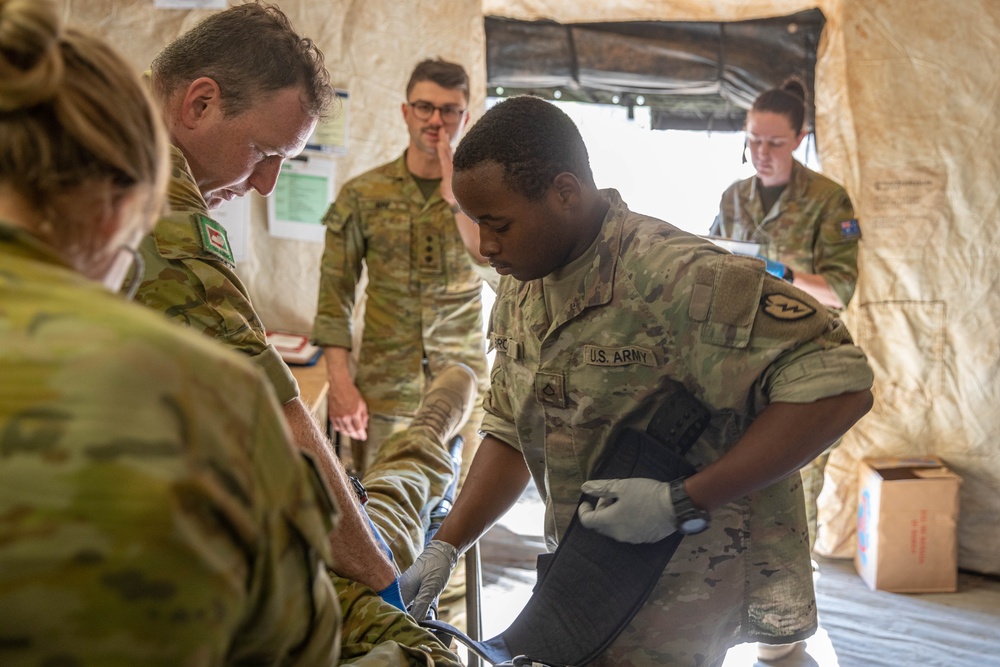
[
  {"left": 800, "top": 438, "right": 841, "bottom": 552},
  {"left": 358, "top": 410, "right": 483, "bottom": 634},
  {"left": 361, "top": 423, "right": 458, "bottom": 572},
  {"left": 588, "top": 479, "right": 816, "bottom": 666},
  {"left": 333, "top": 574, "right": 462, "bottom": 666},
  {"left": 333, "top": 424, "right": 466, "bottom": 665},
  {"left": 350, "top": 404, "right": 484, "bottom": 486}
]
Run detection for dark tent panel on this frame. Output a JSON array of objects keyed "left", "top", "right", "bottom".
[{"left": 485, "top": 9, "right": 825, "bottom": 131}]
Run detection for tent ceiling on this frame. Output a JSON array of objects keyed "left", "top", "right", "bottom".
[{"left": 485, "top": 9, "right": 825, "bottom": 131}]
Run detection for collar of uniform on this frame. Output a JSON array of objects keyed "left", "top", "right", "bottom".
[
  {"left": 515, "top": 188, "right": 623, "bottom": 326},
  {"left": 388, "top": 151, "right": 412, "bottom": 182},
  {"left": 746, "top": 158, "right": 810, "bottom": 221},
  {"left": 145, "top": 143, "right": 235, "bottom": 268},
  {"left": 0, "top": 219, "right": 76, "bottom": 270},
  {"left": 398, "top": 150, "right": 448, "bottom": 210},
  {"left": 785, "top": 158, "right": 812, "bottom": 202},
  {"left": 166, "top": 144, "right": 211, "bottom": 215}
]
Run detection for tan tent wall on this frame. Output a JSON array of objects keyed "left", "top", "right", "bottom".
[
  {"left": 64, "top": 0, "right": 999, "bottom": 575},
  {"left": 61, "top": 0, "right": 487, "bottom": 335},
  {"left": 487, "top": 0, "right": 1000, "bottom": 578}
]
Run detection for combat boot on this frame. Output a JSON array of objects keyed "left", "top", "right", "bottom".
[{"left": 410, "top": 364, "right": 478, "bottom": 447}]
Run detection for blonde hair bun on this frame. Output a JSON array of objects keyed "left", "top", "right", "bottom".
[{"left": 0, "top": 0, "right": 65, "bottom": 111}]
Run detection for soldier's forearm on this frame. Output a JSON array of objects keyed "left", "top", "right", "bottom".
[
  {"left": 790, "top": 271, "right": 844, "bottom": 309},
  {"left": 281, "top": 398, "right": 396, "bottom": 590}
]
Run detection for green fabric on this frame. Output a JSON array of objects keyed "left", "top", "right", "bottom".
[
  {"left": 758, "top": 181, "right": 787, "bottom": 215},
  {"left": 0, "top": 222, "right": 341, "bottom": 665},
  {"left": 312, "top": 151, "right": 488, "bottom": 468},
  {"left": 411, "top": 174, "right": 442, "bottom": 202}
]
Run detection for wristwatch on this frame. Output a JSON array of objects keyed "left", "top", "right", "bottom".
[
  {"left": 348, "top": 475, "right": 368, "bottom": 506},
  {"left": 669, "top": 478, "right": 710, "bottom": 535}
]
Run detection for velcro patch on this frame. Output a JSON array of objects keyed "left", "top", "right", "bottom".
[
  {"left": 491, "top": 333, "right": 522, "bottom": 360},
  {"left": 839, "top": 218, "right": 862, "bottom": 240},
  {"left": 761, "top": 293, "right": 817, "bottom": 321},
  {"left": 197, "top": 214, "right": 235, "bottom": 267},
  {"left": 361, "top": 200, "right": 408, "bottom": 212},
  {"left": 584, "top": 345, "right": 656, "bottom": 367}
]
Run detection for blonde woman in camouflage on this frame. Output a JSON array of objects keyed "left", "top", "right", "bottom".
[{"left": 0, "top": 1, "right": 339, "bottom": 663}]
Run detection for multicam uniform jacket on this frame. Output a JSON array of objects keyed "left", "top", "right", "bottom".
[
  {"left": 0, "top": 222, "right": 341, "bottom": 665},
  {"left": 312, "top": 153, "right": 488, "bottom": 417},
  {"left": 710, "top": 159, "right": 861, "bottom": 308},
  {"left": 127, "top": 144, "right": 299, "bottom": 404},
  {"left": 480, "top": 190, "right": 874, "bottom": 666},
  {"left": 122, "top": 146, "right": 461, "bottom": 666}
]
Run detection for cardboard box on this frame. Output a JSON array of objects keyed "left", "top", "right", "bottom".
[{"left": 855, "top": 457, "right": 961, "bottom": 593}]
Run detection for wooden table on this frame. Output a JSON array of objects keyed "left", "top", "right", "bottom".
[{"left": 290, "top": 356, "right": 329, "bottom": 426}]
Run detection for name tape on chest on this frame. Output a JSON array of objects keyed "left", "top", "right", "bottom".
[
  {"left": 491, "top": 333, "right": 522, "bottom": 360},
  {"left": 584, "top": 345, "right": 656, "bottom": 367}
]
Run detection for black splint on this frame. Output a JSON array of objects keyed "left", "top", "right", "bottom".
[{"left": 423, "top": 388, "right": 710, "bottom": 666}]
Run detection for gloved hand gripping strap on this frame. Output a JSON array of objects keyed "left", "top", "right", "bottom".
[{"left": 423, "top": 387, "right": 710, "bottom": 666}]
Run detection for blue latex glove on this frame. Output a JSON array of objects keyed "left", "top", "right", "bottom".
[
  {"left": 759, "top": 255, "right": 787, "bottom": 279},
  {"left": 577, "top": 478, "right": 677, "bottom": 544}
]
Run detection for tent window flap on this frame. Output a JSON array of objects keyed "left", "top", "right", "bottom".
[{"left": 485, "top": 9, "right": 825, "bottom": 131}]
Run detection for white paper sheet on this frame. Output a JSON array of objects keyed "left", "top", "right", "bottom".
[
  {"left": 266, "top": 156, "right": 335, "bottom": 243},
  {"left": 212, "top": 195, "right": 250, "bottom": 263}
]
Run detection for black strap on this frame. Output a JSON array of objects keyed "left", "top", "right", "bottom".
[{"left": 423, "top": 386, "right": 709, "bottom": 666}]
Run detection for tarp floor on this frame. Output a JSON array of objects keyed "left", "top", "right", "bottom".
[{"left": 474, "top": 482, "right": 1000, "bottom": 667}]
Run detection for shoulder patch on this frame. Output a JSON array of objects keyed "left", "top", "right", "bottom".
[
  {"left": 839, "top": 218, "right": 862, "bottom": 240},
  {"left": 761, "top": 293, "right": 816, "bottom": 321},
  {"left": 196, "top": 215, "right": 235, "bottom": 267}
]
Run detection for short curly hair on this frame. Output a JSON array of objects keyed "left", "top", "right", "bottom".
[
  {"left": 406, "top": 58, "right": 469, "bottom": 101},
  {"left": 454, "top": 95, "right": 595, "bottom": 201},
  {"left": 151, "top": 1, "right": 334, "bottom": 119}
]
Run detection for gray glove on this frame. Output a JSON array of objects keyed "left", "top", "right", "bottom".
[
  {"left": 577, "top": 478, "right": 677, "bottom": 544},
  {"left": 399, "top": 539, "right": 459, "bottom": 621}
]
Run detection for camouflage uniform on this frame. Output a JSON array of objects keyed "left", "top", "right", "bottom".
[
  {"left": 128, "top": 144, "right": 299, "bottom": 405},
  {"left": 0, "top": 222, "right": 341, "bottom": 665},
  {"left": 480, "top": 190, "right": 874, "bottom": 666},
  {"left": 710, "top": 159, "right": 861, "bottom": 549},
  {"left": 124, "top": 149, "right": 461, "bottom": 666},
  {"left": 312, "top": 153, "right": 489, "bottom": 478},
  {"left": 709, "top": 159, "right": 860, "bottom": 308}
]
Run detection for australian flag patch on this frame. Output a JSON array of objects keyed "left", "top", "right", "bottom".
[{"left": 839, "top": 218, "right": 862, "bottom": 240}]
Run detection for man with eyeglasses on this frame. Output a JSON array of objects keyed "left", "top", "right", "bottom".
[{"left": 314, "top": 59, "right": 489, "bottom": 484}]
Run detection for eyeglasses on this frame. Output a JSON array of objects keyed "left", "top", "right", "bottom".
[{"left": 408, "top": 100, "right": 466, "bottom": 123}]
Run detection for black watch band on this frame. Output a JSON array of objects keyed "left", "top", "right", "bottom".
[
  {"left": 349, "top": 475, "right": 368, "bottom": 506},
  {"left": 669, "top": 478, "right": 709, "bottom": 535}
]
